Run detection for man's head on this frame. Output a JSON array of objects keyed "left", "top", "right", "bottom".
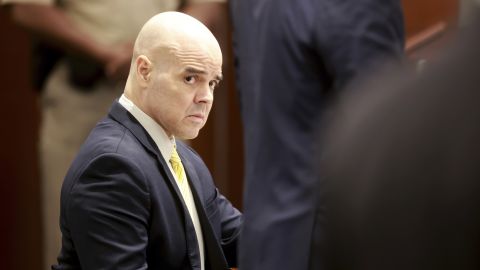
[{"left": 125, "top": 11, "right": 223, "bottom": 140}]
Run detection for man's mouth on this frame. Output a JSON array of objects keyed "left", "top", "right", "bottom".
[{"left": 188, "top": 114, "right": 205, "bottom": 123}]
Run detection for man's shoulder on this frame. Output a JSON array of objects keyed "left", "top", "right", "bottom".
[
  {"left": 70, "top": 117, "right": 147, "bottom": 171},
  {"left": 83, "top": 117, "right": 131, "bottom": 154},
  {"left": 62, "top": 117, "right": 152, "bottom": 192}
]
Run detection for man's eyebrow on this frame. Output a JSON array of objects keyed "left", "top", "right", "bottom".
[
  {"left": 185, "top": 67, "right": 206, "bottom": 75},
  {"left": 184, "top": 67, "right": 223, "bottom": 81}
]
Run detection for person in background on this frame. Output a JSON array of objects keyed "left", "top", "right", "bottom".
[
  {"left": 229, "top": 0, "right": 405, "bottom": 269},
  {"left": 0, "top": 0, "right": 226, "bottom": 268},
  {"left": 460, "top": 0, "right": 480, "bottom": 25},
  {"left": 53, "top": 11, "right": 242, "bottom": 270},
  {"left": 320, "top": 11, "right": 480, "bottom": 270}
]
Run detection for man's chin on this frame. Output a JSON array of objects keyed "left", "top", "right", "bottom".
[{"left": 176, "top": 130, "right": 200, "bottom": 140}]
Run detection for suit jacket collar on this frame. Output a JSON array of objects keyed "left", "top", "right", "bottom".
[
  {"left": 108, "top": 100, "right": 162, "bottom": 160},
  {"left": 109, "top": 100, "right": 206, "bottom": 203},
  {"left": 179, "top": 147, "right": 205, "bottom": 205},
  {"left": 108, "top": 101, "right": 190, "bottom": 221},
  {"left": 118, "top": 94, "right": 175, "bottom": 163}
]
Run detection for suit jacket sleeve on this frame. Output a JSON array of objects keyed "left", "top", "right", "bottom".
[
  {"left": 215, "top": 188, "right": 242, "bottom": 266},
  {"left": 314, "top": 0, "right": 405, "bottom": 91},
  {"left": 65, "top": 153, "right": 150, "bottom": 269},
  {"left": 188, "top": 144, "right": 243, "bottom": 267}
]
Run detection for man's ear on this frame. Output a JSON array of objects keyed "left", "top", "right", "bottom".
[{"left": 136, "top": 55, "right": 152, "bottom": 87}]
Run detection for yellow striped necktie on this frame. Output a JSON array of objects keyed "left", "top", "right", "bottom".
[{"left": 169, "top": 145, "right": 185, "bottom": 184}]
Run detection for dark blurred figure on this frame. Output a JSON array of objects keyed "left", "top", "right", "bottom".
[
  {"left": 320, "top": 11, "right": 480, "bottom": 270},
  {"left": 229, "top": 0, "right": 404, "bottom": 269}
]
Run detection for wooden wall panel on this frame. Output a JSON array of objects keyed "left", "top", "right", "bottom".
[
  {"left": 402, "top": 0, "right": 459, "bottom": 57},
  {"left": 0, "top": 7, "right": 42, "bottom": 269},
  {"left": 403, "top": 0, "right": 459, "bottom": 38}
]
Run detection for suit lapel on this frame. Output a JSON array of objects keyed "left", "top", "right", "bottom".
[
  {"left": 179, "top": 145, "right": 229, "bottom": 270},
  {"left": 180, "top": 149, "right": 205, "bottom": 207},
  {"left": 109, "top": 101, "right": 187, "bottom": 208}
]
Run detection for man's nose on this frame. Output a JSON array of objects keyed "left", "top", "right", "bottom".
[{"left": 195, "top": 83, "right": 213, "bottom": 104}]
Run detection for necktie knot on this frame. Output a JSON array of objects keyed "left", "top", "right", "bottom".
[{"left": 170, "top": 145, "right": 185, "bottom": 184}]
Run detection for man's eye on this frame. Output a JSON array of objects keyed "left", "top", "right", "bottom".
[
  {"left": 209, "top": 80, "right": 218, "bottom": 90},
  {"left": 185, "top": 76, "right": 196, "bottom": 84}
]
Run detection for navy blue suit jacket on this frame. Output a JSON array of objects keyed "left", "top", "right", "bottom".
[
  {"left": 230, "top": 0, "right": 404, "bottom": 269},
  {"left": 53, "top": 101, "right": 242, "bottom": 270}
]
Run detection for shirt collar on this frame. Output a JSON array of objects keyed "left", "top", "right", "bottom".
[{"left": 119, "top": 94, "right": 175, "bottom": 162}]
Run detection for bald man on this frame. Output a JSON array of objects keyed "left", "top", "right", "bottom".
[{"left": 53, "top": 12, "right": 242, "bottom": 270}]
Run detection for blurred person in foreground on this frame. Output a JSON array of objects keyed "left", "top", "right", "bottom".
[
  {"left": 319, "top": 10, "right": 480, "bottom": 270},
  {"left": 1, "top": 0, "right": 226, "bottom": 268},
  {"left": 52, "top": 11, "right": 242, "bottom": 270},
  {"left": 229, "top": 0, "right": 405, "bottom": 269}
]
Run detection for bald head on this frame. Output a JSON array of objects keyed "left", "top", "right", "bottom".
[
  {"left": 125, "top": 12, "right": 222, "bottom": 95},
  {"left": 124, "top": 12, "right": 223, "bottom": 139},
  {"left": 133, "top": 12, "right": 220, "bottom": 61}
]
